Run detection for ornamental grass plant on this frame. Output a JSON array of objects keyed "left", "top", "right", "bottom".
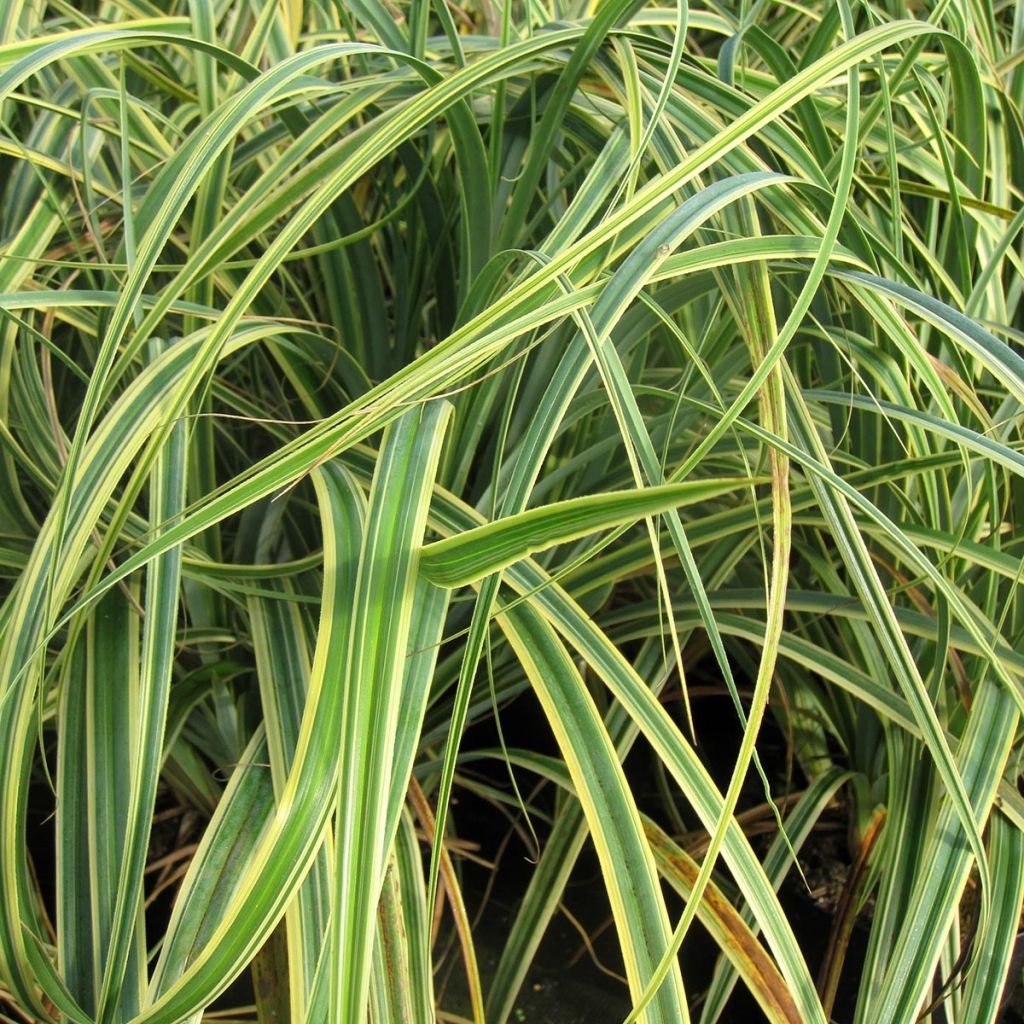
[{"left": 1, "top": 1, "right": 1023, "bottom": 1022}]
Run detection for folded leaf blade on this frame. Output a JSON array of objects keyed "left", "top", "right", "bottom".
[{"left": 420, "top": 478, "right": 752, "bottom": 587}]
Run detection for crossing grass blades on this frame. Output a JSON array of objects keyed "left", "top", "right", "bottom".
[{"left": 1, "top": 0, "right": 1023, "bottom": 1021}]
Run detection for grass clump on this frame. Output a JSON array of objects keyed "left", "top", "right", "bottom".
[{"left": 0, "top": 1, "right": 1023, "bottom": 1022}]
